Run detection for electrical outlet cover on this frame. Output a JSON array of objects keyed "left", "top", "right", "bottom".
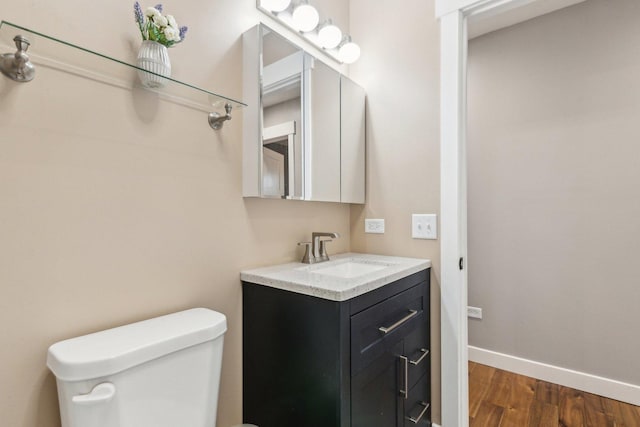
[
  {"left": 365, "top": 219, "right": 385, "bottom": 234},
  {"left": 467, "top": 306, "right": 483, "bottom": 319}
]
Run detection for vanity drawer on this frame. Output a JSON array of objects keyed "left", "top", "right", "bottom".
[
  {"left": 351, "top": 283, "right": 427, "bottom": 375},
  {"left": 404, "top": 373, "right": 431, "bottom": 426},
  {"left": 403, "top": 321, "right": 430, "bottom": 389}
]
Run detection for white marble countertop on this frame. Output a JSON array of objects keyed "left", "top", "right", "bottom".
[{"left": 240, "top": 253, "right": 431, "bottom": 301}]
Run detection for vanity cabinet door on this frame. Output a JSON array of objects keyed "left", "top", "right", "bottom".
[
  {"left": 305, "top": 56, "right": 341, "bottom": 202},
  {"left": 351, "top": 281, "right": 430, "bottom": 427},
  {"left": 351, "top": 340, "right": 403, "bottom": 427},
  {"left": 351, "top": 330, "right": 431, "bottom": 427}
]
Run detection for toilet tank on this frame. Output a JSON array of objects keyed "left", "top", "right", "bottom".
[{"left": 47, "top": 308, "right": 227, "bottom": 427}]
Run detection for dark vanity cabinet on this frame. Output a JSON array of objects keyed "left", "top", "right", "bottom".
[{"left": 242, "top": 269, "right": 431, "bottom": 427}]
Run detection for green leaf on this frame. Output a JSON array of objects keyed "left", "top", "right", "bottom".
[{"left": 150, "top": 25, "right": 159, "bottom": 42}]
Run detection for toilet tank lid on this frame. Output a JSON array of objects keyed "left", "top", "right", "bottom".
[{"left": 47, "top": 308, "right": 227, "bottom": 382}]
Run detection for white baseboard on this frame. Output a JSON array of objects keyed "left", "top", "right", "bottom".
[{"left": 469, "top": 345, "right": 640, "bottom": 406}]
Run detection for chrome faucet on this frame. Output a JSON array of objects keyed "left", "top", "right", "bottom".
[
  {"left": 298, "top": 232, "right": 340, "bottom": 264},
  {"left": 313, "top": 232, "right": 339, "bottom": 262}
]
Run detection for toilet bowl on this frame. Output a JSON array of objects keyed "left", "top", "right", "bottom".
[{"left": 47, "top": 308, "right": 227, "bottom": 427}]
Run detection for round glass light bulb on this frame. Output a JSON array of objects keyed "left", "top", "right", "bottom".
[
  {"left": 339, "top": 41, "right": 361, "bottom": 64},
  {"left": 261, "top": 0, "right": 291, "bottom": 12},
  {"left": 292, "top": 4, "right": 319, "bottom": 32},
  {"left": 318, "top": 24, "right": 342, "bottom": 49}
]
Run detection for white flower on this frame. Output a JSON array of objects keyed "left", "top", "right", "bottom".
[
  {"left": 164, "top": 26, "right": 180, "bottom": 42},
  {"left": 153, "top": 14, "right": 168, "bottom": 28},
  {"left": 145, "top": 7, "right": 160, "bottom": 19},
  {"left": 166, "top": 15, "right": 178, "bottom": 29}
]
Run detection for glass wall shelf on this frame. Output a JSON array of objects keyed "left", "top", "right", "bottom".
[{"left": 0, "top": 21, "right": 246, "bottom": 122}]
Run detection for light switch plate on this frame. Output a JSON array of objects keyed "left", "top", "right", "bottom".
[
  {"left": 365, "top": 219, "right": 385, "bottom": 234},
  {"left": 412, "top": 214, "right": 437, "bottom": 239}
]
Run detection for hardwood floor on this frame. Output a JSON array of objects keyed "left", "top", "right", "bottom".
[{"left": 469, "top": 362, "right": 640, "bottom": 426}]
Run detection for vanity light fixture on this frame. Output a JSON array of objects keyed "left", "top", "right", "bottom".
[
  {"left": 338, "top": 36, "right": 361, "bottom": 64},
  {"left": 317, "top": 20, "right": 342, "bottom": 49},
  {"left": 257, "top": 0, "right": 361, "bottom": 64},
  {"left": 291, "top": 0, "right": 320, "bottom": 33},
  {"left": 260, "top": 0, "right": 291, "bottom": 13}
]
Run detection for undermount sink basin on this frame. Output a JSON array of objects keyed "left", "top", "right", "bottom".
[
  {"left": 295, "top": 258, "right": 397, "bottom": 279},
  {"left": 310, "top": 261, "right": 388, "bottom": 279}
]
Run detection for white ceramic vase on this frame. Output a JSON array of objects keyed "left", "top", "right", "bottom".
[{"left": 136, "top": 40, "right": 171, "bottom": 88}]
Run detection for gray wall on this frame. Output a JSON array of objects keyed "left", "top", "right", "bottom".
[{"left": 468, "top": 0, "right": 640, "bottom": 385}]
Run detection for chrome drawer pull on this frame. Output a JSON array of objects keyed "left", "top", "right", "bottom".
[
  {"left": 378, "top": 309, "right": 418, "bottom": 334},
  {"left": 409, "top": 348, "right": 429, "bottom": 366},
  {"left": 406, "top": 402, "right": 430, "bottom": 424}
]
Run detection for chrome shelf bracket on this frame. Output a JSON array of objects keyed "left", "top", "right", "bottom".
[
  {"left": 208, "top": 103, "right": 232, "bottom": 130},
  {"left": 0, "top": 34, "right": 35, "bottom": 82}
]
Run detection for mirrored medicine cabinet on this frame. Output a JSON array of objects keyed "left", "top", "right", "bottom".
[{"left": 242, "top": 24, "right": 365, "bottom": 204}]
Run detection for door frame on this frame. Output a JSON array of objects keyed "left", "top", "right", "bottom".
[
  {"left": 263, "top": 121, "right": 297, "bottom": 198},
  {"left": 436, "top": 1, "right": 545, "bottom": 426}
]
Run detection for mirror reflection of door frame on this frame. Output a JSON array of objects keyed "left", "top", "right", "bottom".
[
  {"left": 263, "top": 121, "right": 297, "bottom": 199},
  {"left": 262, "top": 146, "right": 285, "bottom": 198}
]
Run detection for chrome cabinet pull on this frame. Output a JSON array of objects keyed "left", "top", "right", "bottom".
[
  {"left": 378, "top": 309, "right": 418, "bottom": 334},
  {"left": 406, "top": 402, "right": 430, "bottom": 424},
  {"left": 399, "top": 355, "right": 409, "bottom": 399},
  {"left": 409, "top": 348, "right": 429, "bottom": 366}
]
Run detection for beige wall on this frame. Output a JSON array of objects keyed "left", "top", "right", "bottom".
[
  {"left": 0, "top": 2, "right": 352, "bottom": 427},
  {"left": 468, "top": 0, "right": 640, "bottom": 384},
  {"left": 348, "top": 0, "right": 442, "bottom": 422}
]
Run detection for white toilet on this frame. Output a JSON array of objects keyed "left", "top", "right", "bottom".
[{"left": 47, "top": 308, "right": 227, "bottom": 427}]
